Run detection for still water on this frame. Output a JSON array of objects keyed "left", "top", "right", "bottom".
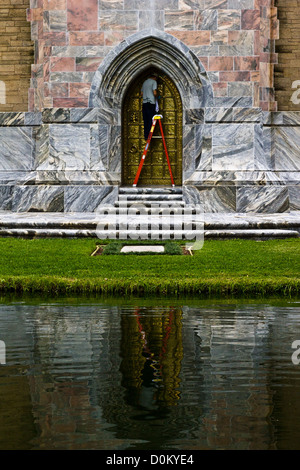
[{"left": 0, "top": 298, "right": 300, "bottom": 450}]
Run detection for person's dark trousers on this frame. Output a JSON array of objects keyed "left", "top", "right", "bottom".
[{"left": 142, "top": 102, "right": 156, "bottom": 140}]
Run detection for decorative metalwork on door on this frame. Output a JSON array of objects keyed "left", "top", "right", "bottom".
[{"left": 122, "top": 71, "right": 183, "bottom": 186}]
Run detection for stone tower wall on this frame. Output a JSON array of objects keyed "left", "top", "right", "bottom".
[
  {"left": 0, "top": 2, "right": 300, "bottom": 112},
  {"left": 26, "top": 0, "right": 278, "bottom": 112},
  {"left": 0, "top": 0, "right": 299, "bottom": 215}
]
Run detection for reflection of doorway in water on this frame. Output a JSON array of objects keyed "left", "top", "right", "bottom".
[{"left": 119, "top": 307, "right": 183, "bottom": 418}]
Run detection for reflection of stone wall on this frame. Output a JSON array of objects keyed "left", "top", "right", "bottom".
[{"left": 0, "top": 0, "right": 33, "bottom": 112}]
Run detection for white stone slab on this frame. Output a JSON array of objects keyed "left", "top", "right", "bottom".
[{"left": 121, "top": 245, "right": 165, "bottom": 253}]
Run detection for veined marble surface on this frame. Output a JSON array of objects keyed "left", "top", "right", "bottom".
[
  {"left": 0, "top": 106, "right": 299, "bottom": 214},
  {"left": 0, "top": 210, "right": 299, "bottom": 239},
  {"left": 0, "top": 128, "right": 34, "bottom": 171}
]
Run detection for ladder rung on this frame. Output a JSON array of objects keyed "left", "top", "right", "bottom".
[{"left": 133, "top": 116, "right": 174, "bottom": 187}]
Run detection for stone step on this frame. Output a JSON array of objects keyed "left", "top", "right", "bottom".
[
  {"left": 119, "top": 187, "right": 183, "bottom": 195},
  {"left": 204, "top": 229, "right": 299, "bottom": 239},
  {"left": 114, "top": 199, "right": 186, "bottom": 210},
  {"left": 0, "top": 213, "right": 299, "bottom": 232},
  {"left": 0, "top": 227, "right": 297, "bottom": 240},
  {"left": 114, "top": 206, "right": 188, "bottom": 214},
  {"left": 0, "top": 228, "right": 97, "bottom": 238},
  {"left": 118, "top": 194, "right": 183, "bottom": 201}
]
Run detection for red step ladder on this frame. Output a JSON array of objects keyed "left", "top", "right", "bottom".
[{"left": 133, "top": 114, "right": 175, "bottom": 187}]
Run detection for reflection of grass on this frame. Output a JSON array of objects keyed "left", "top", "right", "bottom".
[{"left": 0, "top": 238, "right": 299, "bottom": 296}]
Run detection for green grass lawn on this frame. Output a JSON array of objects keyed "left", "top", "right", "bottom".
[{"left": 0, "top": 237, "right": 299, "bottom": 296}]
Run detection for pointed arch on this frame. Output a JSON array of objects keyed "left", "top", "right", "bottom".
[
  {"left": 89, "top": 28, "right": 213, "bottom": 111},
  {"left": 89, "top": 29, "right": 213, "bottom": 185}
]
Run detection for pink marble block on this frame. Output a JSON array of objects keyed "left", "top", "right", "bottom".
[
  {"left": 53, "top": 97, "right": 89, "bottom": 107},
  {"left": 50, "top": 57, "right": 76, "bottom": 72},
  {"left": 51, "top": 83, "right": 69, "bottom": 98},
  {"left": 69, "top": 83, "right": 91, "bottom": 99},
  {"left": 208, "top": 57, "right": 234, "bottom": 72},
  {"left": 165, "top": 31, "right": 211, "bottom": 46},
  {"left": 234, "top": 57, "right": 260, "bottom": 71},
  {"left": 43, "top": 0, "right": 67, "bottom": 9},
  {"left": 67, "top": 0, "right": 98, "bottom": 31},
  {"left": 241, "top": 10, "right": 260, "bottom": 31},
  {"left": 69, "top": 32, "right": 104, "bottom": 46}
]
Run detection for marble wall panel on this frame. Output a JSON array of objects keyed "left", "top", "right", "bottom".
[
  {"left": 228, "top": 1, "right": 254, "bottom": 8},
  {"left": 100, "top": 0, "right": 124, "bottom": 9},
  {"left": 195, "top": 124, "right": 212, "bottom": 171},
  {"left": 205, "top": 1, "right": 227, "bottom": 8},
  {"left": 48, "top": 10, "right": 67, "bottom": 31},
  {"left": 194, "top": 10, "right": 218, "bottom": 31},
  {"left": 228, "top": 82, "right": 252, "bottom": 97},
  {"left": 205, "top": 107, "right": 233, "bottom": 122},
  {"left": 0, "top": 186, "right": 14, "bottom": 210},
  {"left": 64, "top": 185, "right": 118, "bottom": 212},
  {"left": 0, "top": 128, "right": 34, "bottom": 171},
  {"left": 165, "top": 11, "right": 194, "bottom": 31},
  {"left": 24, "top": 112, "right": 43, "bottom": 126},
  {"left": 34, "top": 170, "right": 120, "bottom": 186},
  {"left": 288, "top": 186, "right": 300, "bottom": 211},
  {"left": 274, "top": 127, "right": 300, "bottom": 172},
  {"left": 11, "top": 186, "right": 64, "bottom": 212},
  {"left": 236, "top": 186, "right": 290, "bottom": 213},
  {"left": 90, "top": 124, "right": 102, "bottom": 170},
  {"left": 212, "top": 123, "right": 254, "bottom": 170},
  {"left": 138, "top": 11, "right": 164, "bottom": 31},
  {"left": 183, "top": 125, "right": 196, "bottom": 180},
  {"left": 99, "top": 10, "right": 138, "bottom": 31},
  {"left": 185, "top": 109, "right": 205, "bottom": 125},
  {"left": 262, "top": 126, "right": 274, "bottom": 170},
  {"left": 183, "top": 185, "right": 236, "bottom": 213},
  {"left": 0, "top": 171, "right": 36, "bottom": 186},
  {"left": 213, "top": 97, "right": 253, "bottom": 108},
  {"left": 212, "top": 145, "right": 254, "bottom": 170},
  {"left": 254, "top": 123, "right": 271, "bottom": 171},
  {"left": 218, "top": 10, "right": 241, "bottom": 31},
  {"left": 38, "top": 124, "right": 91, "bottom": 171},
  {"left": 51, "top": 46, "right": 87, "bottom": 60},
  {"left": 108, "top": 125, "right": 121, "bottom": 173},
  {"left": 0, "top": 113, "right": 25, "bottom": 126}
]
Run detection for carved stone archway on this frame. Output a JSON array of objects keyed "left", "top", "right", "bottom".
[{"left": 89, "top": 29, "right": 213, "bottom": 185}]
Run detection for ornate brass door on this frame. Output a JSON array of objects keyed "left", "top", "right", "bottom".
[{"left": 122, "top": 71, "right": 182, "bottom": 186}]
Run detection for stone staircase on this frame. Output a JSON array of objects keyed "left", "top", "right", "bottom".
[
  {"left": 115, "top": 186, "right": 185, "bottom": 210},
  {"left": 0, "top": 186, "right": 299, "bottom": 240},
  {"left": 107, "top": 186, "right": 200, "bottom": 240}
]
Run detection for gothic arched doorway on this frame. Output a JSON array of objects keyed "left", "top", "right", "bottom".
[{"left": 122, "top": 70, "right": 183, "bottom": 186}]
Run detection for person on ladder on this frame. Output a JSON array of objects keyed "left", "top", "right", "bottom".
[{"left": 141, "top": 73, "right": 158, "bottom": 140}]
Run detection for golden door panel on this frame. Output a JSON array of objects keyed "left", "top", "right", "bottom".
[{"left": 122, "top": 71, "right": 183, "bottom": 186}]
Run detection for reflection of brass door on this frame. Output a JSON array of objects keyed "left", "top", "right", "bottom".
[{"left": 122, "top": 71, "right": 182, "bottom": 186}]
